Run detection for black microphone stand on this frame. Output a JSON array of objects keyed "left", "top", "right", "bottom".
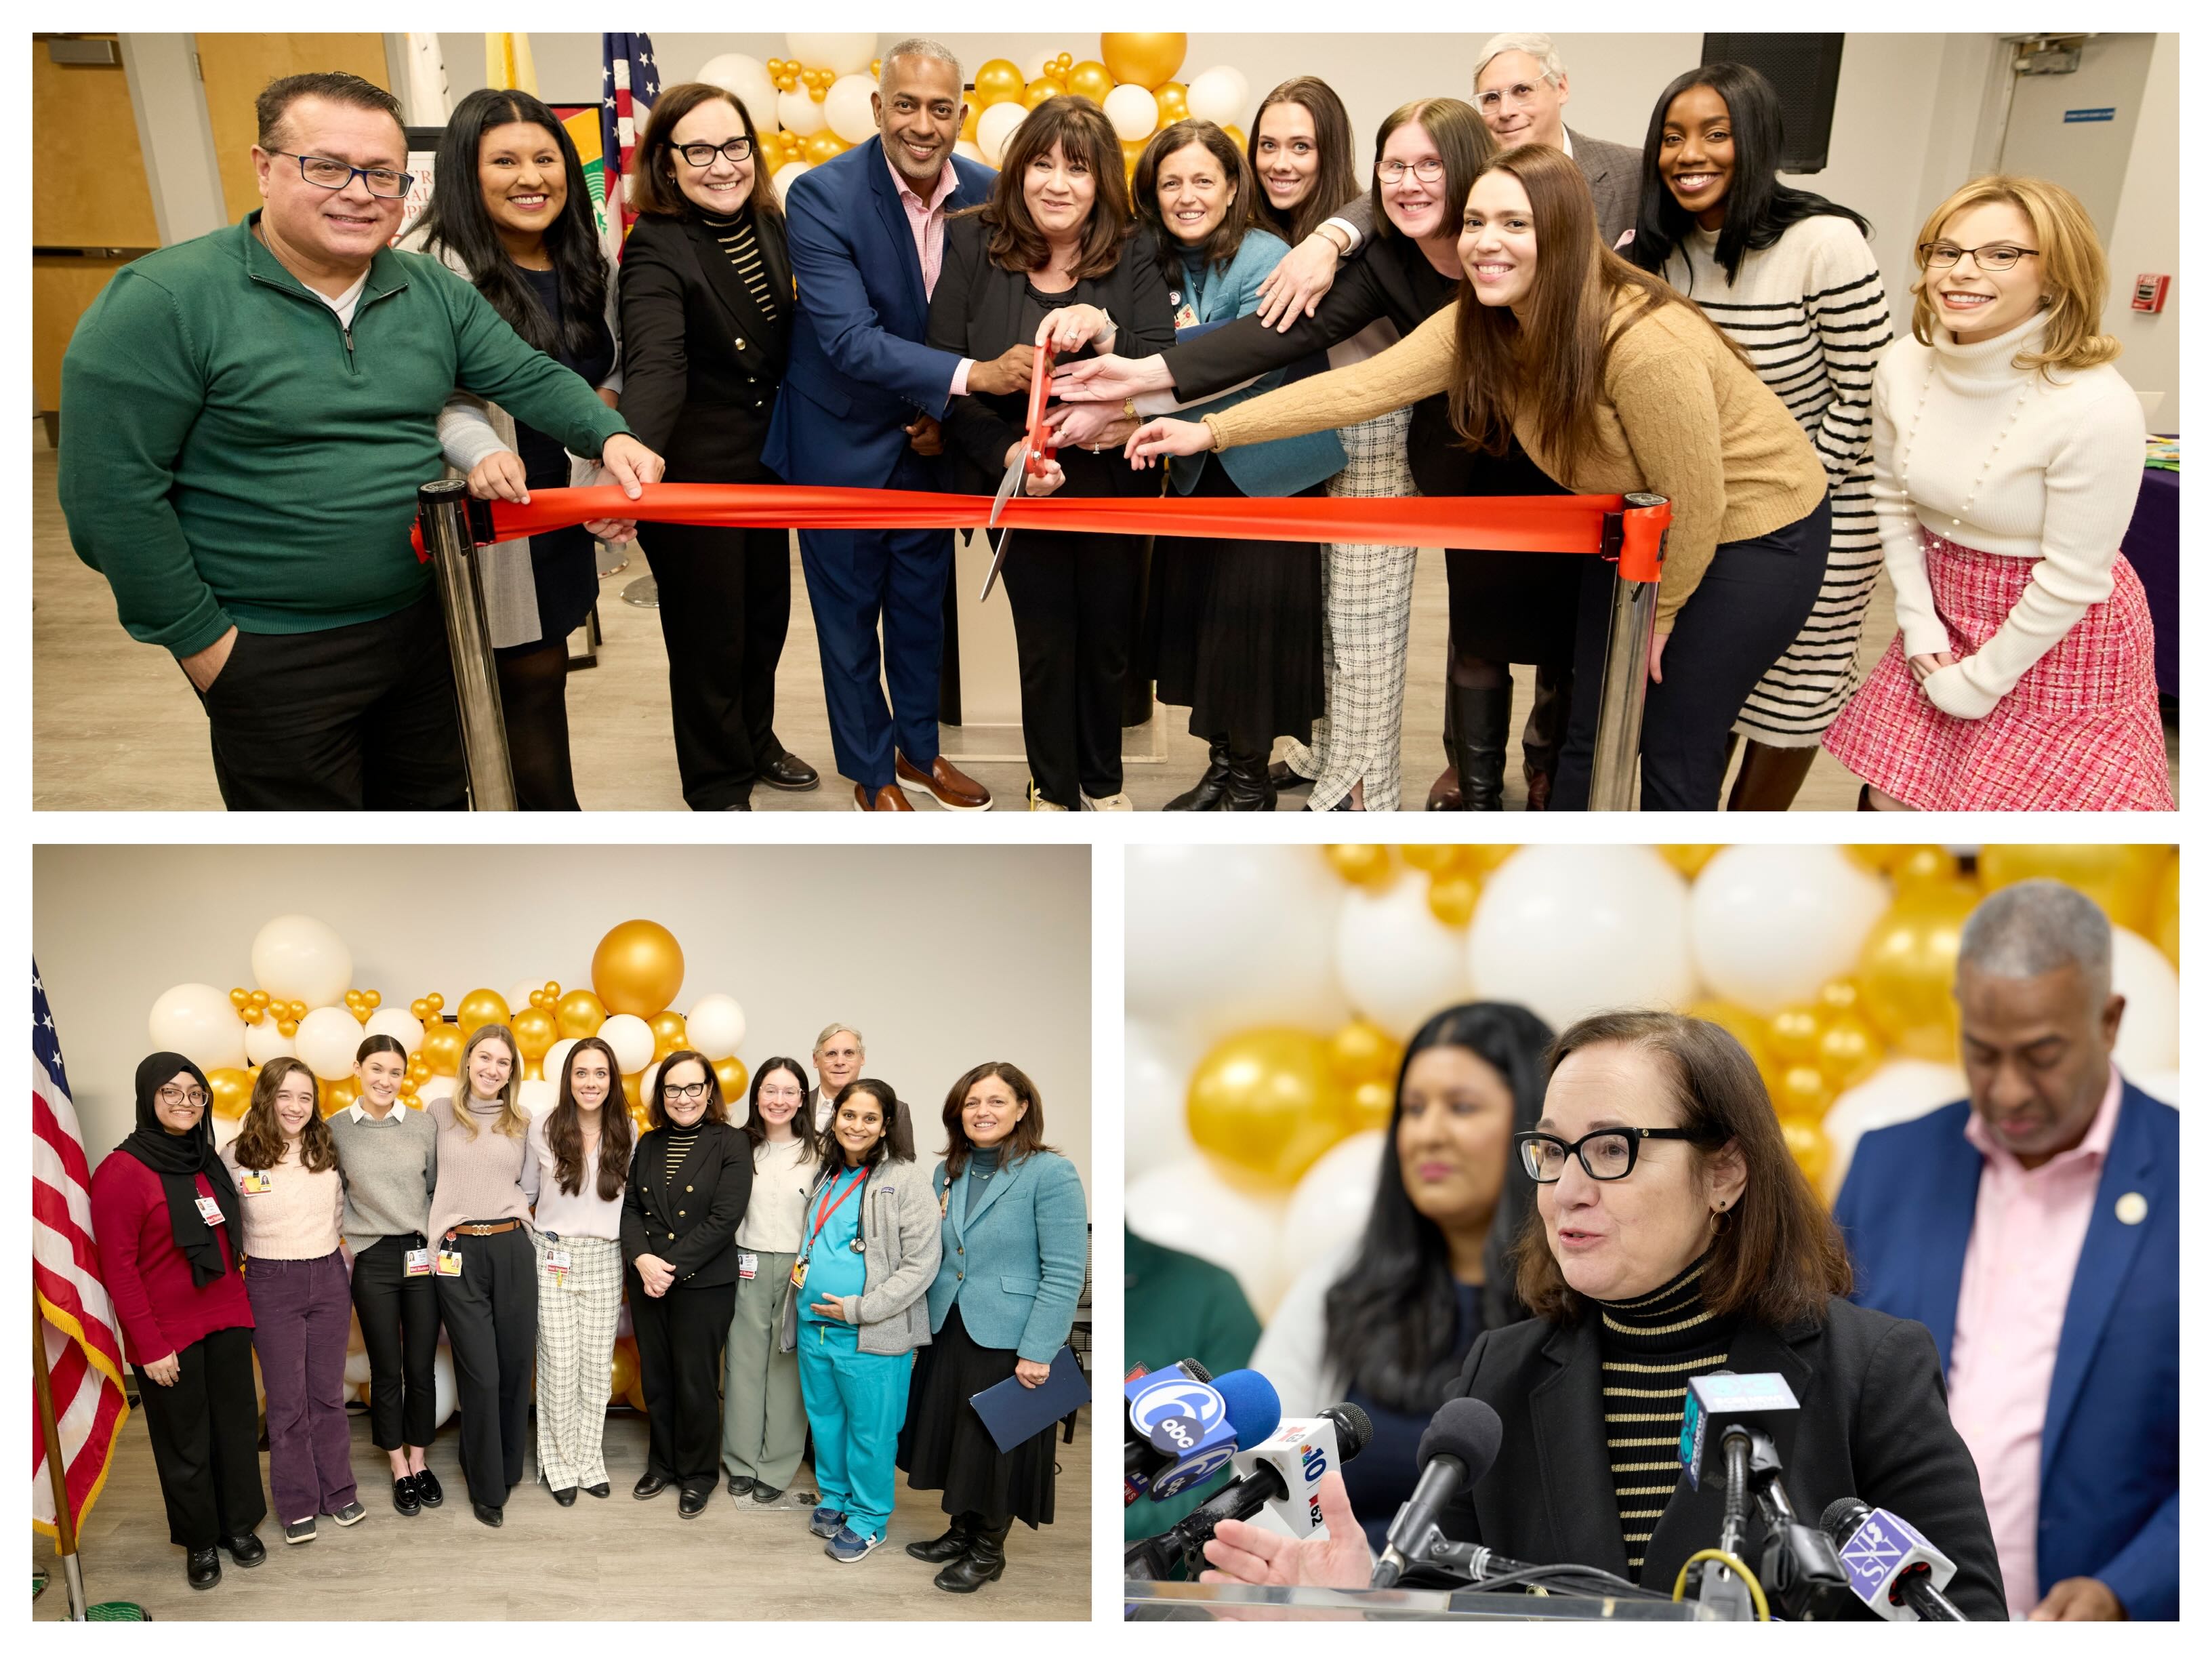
[{"left": 1736, "top": 1424, "right": 1849, "bottom": 1619}]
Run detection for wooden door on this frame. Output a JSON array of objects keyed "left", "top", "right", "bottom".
[{"left": 194, "top": 33, "right": 392, "bottom": 220}]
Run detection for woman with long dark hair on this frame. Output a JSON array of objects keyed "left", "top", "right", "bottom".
[
  {"left": 1252, "top": 1003, "right": 1550, "bottom": 1546},
  {"left": 1629, "top": 63, "right": 1892, "bottom": 810},
  {"left": 520, "top": 1035, "right": 632, "bottom": 1504},
  {"left": 405, "top": 87, "right": 626, "bottom": 809},
  {"left": 721, "top": 1055, "right": 819, "bottom": 1504}
]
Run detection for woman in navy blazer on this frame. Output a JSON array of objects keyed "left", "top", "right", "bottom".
[{"left": 897, "top": 1062, "right": 1087, "bottom": 1592}]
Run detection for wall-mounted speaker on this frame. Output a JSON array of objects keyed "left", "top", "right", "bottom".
[{"left": 1701, "top": 33, "right": 1845, "bottom": 172}]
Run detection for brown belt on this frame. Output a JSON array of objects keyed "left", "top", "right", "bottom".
[{"left": 448, "top": 1220, "right": 522, "bottom": 1237}]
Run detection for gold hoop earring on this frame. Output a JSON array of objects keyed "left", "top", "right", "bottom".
[{"left": 1708, "top": 1203, "right": 1734, "bottom": 1237}]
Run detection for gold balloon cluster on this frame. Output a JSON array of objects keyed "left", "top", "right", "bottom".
[
  {"left": 1186, "top": 1016, "right": 1405, "bottom": 1191},
  {"left": 228, "top": 988, "right": 309, "bottom": 1035},
  {"left": 1322, "top": 843, "right": 1523, "bottom": 926}
]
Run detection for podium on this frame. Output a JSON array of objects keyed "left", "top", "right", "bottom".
[{"left": 1125, "top": 1580, "right": 1723, "bottom": 1621}]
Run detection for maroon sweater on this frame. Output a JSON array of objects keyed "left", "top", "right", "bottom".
[{"left": 87, "top": 1150, "right": 253, "bottom": 1367}]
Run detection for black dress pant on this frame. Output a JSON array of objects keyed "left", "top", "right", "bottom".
[
  {"left": 1555, "top": 496, "right": 1830, "bottom": 811},
  {"left": 135, "top": 1325, "right": 268, "bottom": 1550},
  {"left": 639, "top": 521, "right": 792, "bottom": 809},
  {"left": 630, "top": 1276, "right": 737, "bottom": 1493},
  {"left": 193, "top": 592, "right": 467, "bottom": 811},
  {"left": 433, "top": 1225, "right": 537, "bottom": 1507},
  {"left": 1002, "top": 529, "right": 1143, "bottom": 808},
  {"left": 349, "top": 1232, "right": 441, "bottom": 1451}
]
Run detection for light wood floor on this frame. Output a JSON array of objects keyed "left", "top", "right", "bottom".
[
  {"left": 34, "top": 1401, "right": 1090, "bottom": 1621},
  {"left": 30, "top": 439, "right": 2173, "bottom": 811}
]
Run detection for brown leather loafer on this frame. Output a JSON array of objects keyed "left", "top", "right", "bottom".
[
  {"left": 853, "top": 782, "right": 915, "bottom": 811},
  {"left": 895, "top": 753, "right": 993, "bottom": 811}
]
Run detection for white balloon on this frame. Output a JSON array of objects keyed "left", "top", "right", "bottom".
[
  {"left": 642, "top": 1060, "right": 663, "bottom": 1111},
  {"left": 1102, "top": 83, "right": 1160, "bottom": 143},
  {"left": 600, "top": 1013, "right": 654, "bottom": 1074},
  {"left": 244, "top": 1020, "right": 296, "bottom": 1068},
  {"left": 1126, "top": 845, "right": 1349, "bottom": 1045},
  {"left": 294, "top": 1005, "right": 365, "bottom": 1081},
  {"left": 697, "top": 52, "right": 779, "bottom": 136},
  {"left": 501, "top": 980, "right": 544, "bottom": 1020},
  {"left": 1336, "top": 877, "right": 1474, "bottom": 1041},
  {"left": 777, "top": 89, "right": 826, "bottom": 137},
  {"left": 1688, "top": 845, "right": 1891, "bottom": 1013},
  {"left": 1823, "top": 1059, "right": 1965, "bottom": 1196},
  {"left": 2133, "top": 1069, "right": 2179, "bottom": 1108},
  {"left": 360, "top": 1007, "right": 424, "bottom": 1056},
  {"left": 1283, "top": 1130, "right": 1389, "bottom": 1267},
  {"left": 344, "top": 1350, "right": 372, "bottom": 1389},
  {"left": 517, "top": 1078, "right": 558, "bottom": 1118},
  {"left": 1126, "top": 1157, "right": 1290, "bottom": 1318},
  {"left": 433, "top": 1344, "right": 457, "bottom": 1428},
  {"left": 148, "top": 984, "right": 248, "bottom": 1073},
  {"left": 1467, "top": 846, "right": 1694, "bottom": 1032},
  {"left": 685, "top": 994, "right": 747, "bottom": 1060},
  {"left": 1125, "top": 1020, "right": 1200, "bottom": 1182},
  {"left": 417, "top": 1075, "right": 455, "bottom": 1108},
  {"left": 1019, "top": 49, "right": 1054, "bottom": 81},
  {"left": 2110, "top": 927, "right": 2179, "bottom": 1072},
  {"left": 541, "top": 1038, "right": 579, "bottom": 1086},
  {"left": 954, "top": 140, "right": 984, "bottom": 164},
  {"left": 785, "top": 32, "right": 877, "bottom": 77},
  {"left": 1183, "top": 66, "right": 1251, "bottom": 129},
  {"left": 771, "top": 160, "right": 813, "bottom": 198},
  {"left": 250, "top": 914, "right": 353, "bottom": 1009},
  {"left": 211, "top": 1113, "right": 242, "bottom": 1153},
  {"left": 975, "top": 101, "right": 1027, "bottom": 168},
  {"left": 823, "top": 73, "right": 879, "bottom": 146}
]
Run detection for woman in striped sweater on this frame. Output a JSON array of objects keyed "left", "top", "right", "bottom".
[{"left": 1630, "top": 63, "right": 1893, "bottom": 810}]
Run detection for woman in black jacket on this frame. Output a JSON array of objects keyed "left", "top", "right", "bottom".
[
  {"left": 621, "top": 1049, "right": 752, "bottom": 1518},
  {"left": 619, "top": 82, "right": 817, "bottom": 810},
  {"left": 1200, "top": 1010, "right": 2006, "bottom": 1619},
  {"left": 926, "top": 96, "right": 1177, "bottom": 812}
]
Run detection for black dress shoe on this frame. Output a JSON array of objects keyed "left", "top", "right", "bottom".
[
  {"left": 552, "top": 1485, "right": 578, "bottom": 1507},
  {"left": 678, "top": 1485, "right": 709, "bottom": 1518},
  {"left": 413, "top": 1467, "right": 444, "bottom": 1508},
  {"left": 472, "top": 1501, "right": 503, "bottom": 1528},
  {"left": 750, "top": 1484, "right": 786, "bottom": 1504},
  {"left": 759, "top": 750, "right": 821, "bottom": 791},
  {"left": 220, "top": 1530, "right": 266, "bottom": 1567},
  {"left": 634, "top": 1470, "right": 672, "bottom": 1499},
  {"left": 906, "top": 1512, "right": 977, "bottom": 1562},
  {"left": 727, "top": 1473, "right": 757, "bottom": 1496},
  {"left": 720, "top": 796, "right": 753, "bottom": 810},
  {"left": 1268, "top": 759, "right": 1314, "bottom": 790},
  {"left": 392, "top": 1473, "right": 421, "bottom": 1516},
  {"left": 187, "top": 1546, "right": 222, "bottom": 1589},
  {"left": 583, "top": 1482, "right": 612, "bottom": 1499}
]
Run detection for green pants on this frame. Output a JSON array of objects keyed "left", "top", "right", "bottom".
[{"left": 721, "top": 1249, "right": 807, "bottom": 1491}]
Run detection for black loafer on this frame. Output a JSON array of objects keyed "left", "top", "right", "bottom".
[
  {"left": 392, "top": 1473, "right": 421, "bottom": 1516},
  {"left": 552, "top": 1485, "right": 577, "bottom": 1507},
  {"left": 220, "top": 1531, "right": 265, "bottom": 1567},
  {"left": 759, "top": 751, "right": 821, "bottom": 792},
  {"left": 413, "top": 1467, "right": 444, "bottom": 1508},
  {"left": 472, "top": 1501, "right": 503, "bottom": 1529},
  {"left": 186, "top": 1547, "right": 222, "bottom": 1590},
  {"left": 583, "top": 1482, "right": 611, "bottom": 1499},
  {"left": 678, "top": 1485, "right": 709, "bottom": 1518},
  {"left": 751, "top": 1483, "right": 786, "bottom": 1504},
  {"left": 634, "top": 1470, "right": 672, "bottom": 1499},
  {"left": 727, "top": 1474, "right": 757, "bottom": 1496}
]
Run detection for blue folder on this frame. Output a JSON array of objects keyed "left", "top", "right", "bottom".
[{"left": 968, "top": 1344, "right": 1090, "bottom": 1454}]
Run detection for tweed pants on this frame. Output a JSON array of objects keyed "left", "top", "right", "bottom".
[
  {"left": 531, "top": 1230, "right": 621, "bottom": 1491},
  {"left": 1277, "top": 408, "right": 1418, "bottom": 811}
]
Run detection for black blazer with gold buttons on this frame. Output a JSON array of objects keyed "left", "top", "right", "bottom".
[{"left": 620, "top": 1122, "right": 752, "bottom": 1291}]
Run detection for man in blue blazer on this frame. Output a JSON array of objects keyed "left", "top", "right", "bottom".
[
  {"left": 1834, "top": 881, "right": 2177, "bottom": 1621},
  {"left": 764, "top": 41, "right": 1033, "bottom": 812}
]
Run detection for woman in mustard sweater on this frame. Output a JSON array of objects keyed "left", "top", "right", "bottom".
[{"left": 1128, "top": 143, "right": 1831, "bottom": 811}]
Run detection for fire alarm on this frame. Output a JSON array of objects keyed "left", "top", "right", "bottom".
[{"left": 2131, "top": 275, "right": 2171, "bottom": 314}]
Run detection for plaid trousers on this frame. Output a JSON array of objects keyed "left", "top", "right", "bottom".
[
  {"left": 1278, "top": 408, "right": 1418, "bottom": 811},
  {"left": 531, "top": 1230, "right": 622, "bottom": 1491}
]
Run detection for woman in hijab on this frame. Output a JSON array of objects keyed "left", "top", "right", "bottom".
[{"left": 87, "top": 1054, "right": 268, "bottom": 1591}]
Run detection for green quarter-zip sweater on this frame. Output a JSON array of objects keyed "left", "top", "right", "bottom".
[{"left": 58, "top": 211, "right": 631, "bottom": 658}]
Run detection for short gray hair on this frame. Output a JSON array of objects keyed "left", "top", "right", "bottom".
[
  {"left": 1959, "top": 880, "right": 2112, "bottom": 998},
  {"left": 813, "top": 1021, "right": 865, "bottom": 1057},
  {"left": 1473, "top": 33, "right": 1568, "bottom": 92},
  {"left": 878, "top": 38, "right": 961, "bottom": 91}
]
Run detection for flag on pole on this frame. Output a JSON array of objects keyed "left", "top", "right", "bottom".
[
  {"left": 32, "top": 963, "right": 130, "bottom": 1538},
  {"left": 401, "top": 31, "right": 450, "bottom": 125},
  {"left": 485, "top": 33, "right": 539, "bottom": 97},
  {"left": 599, "top": 32, "right": 661, "bottom": 262}
]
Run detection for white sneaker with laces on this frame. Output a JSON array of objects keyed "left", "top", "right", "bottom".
[{"left": 1082, "top": 792, "right": 1133, "bottom": 811}]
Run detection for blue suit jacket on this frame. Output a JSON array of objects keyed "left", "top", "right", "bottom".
[
  {"left": 1832, "top": 1083, "right": 2178, "bottom": 1619},
  {"left": 762, "top": 138, "right": 997, "bottom": 490},
  {"left": 925, "top": 1149, "right": 1088, "bottom": 1364}
]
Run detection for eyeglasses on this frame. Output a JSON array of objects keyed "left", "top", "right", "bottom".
[
  {"left": 676, "top": 138, "right": 754, "bottom": 167},
  {"left": 157, "top": 1085, "right": 210, "bottom": 1109},
  {"left": 1918, "top": 241, "right": 2039, "bottom": 273},
  {"left": 664, "top": 1081, "right": 713, "bottom": 1101},
  {"left": 1377, "top": 158, "right": 1446, "bottom": 184},
  {"left": 271, "top": 150, "right": 413, "bottom": 199},
  {"left": 1476, "top": 81, "right": 1552, "bottom": 112},
  {"left": 1515, "top": 1127, "right": 1713, "bottom": 1183}
]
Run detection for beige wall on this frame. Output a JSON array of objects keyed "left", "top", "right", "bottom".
[
  {"left": 35, "top": 844, "right": 1093, "bottom": 1193},
  {"left": 2100, "top": 33, "right": 2180, "bottom": 430}
]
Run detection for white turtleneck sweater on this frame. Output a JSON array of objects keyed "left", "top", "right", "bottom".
[{"left": 1870, "top": 311, "right": 2146, "bottom": 719}]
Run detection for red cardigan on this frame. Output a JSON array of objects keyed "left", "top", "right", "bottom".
[{"left": 87, "top": 1150, "right": 253, "bottom": 1367}]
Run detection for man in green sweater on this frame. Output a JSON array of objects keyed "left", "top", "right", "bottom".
[{"left": 58, "top": 70, "right": 661, "bottom": 809}]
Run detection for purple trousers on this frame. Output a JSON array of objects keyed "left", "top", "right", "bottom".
[{"left": 244, "top": 1250, "right": 359, "bottom": 1523}]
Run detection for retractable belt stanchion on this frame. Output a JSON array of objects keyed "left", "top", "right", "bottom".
[
  {"left": 413, "top": 479, "right": 518, "bottom": 811},
  {"left": 412, "top": 483, "right": 1671, "bottom": 811}
]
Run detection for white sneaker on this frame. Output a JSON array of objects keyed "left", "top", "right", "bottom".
[
  {"left": 1082, "top": 792, "right": 1133, "bottom": 811},
  {"left": 1027, "top": 781, "right": 1069, "bottom": 812}
]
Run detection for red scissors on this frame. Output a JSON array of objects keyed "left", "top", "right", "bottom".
[{"left": 979, "top": 342, "right": 1058, "bottom": 601}]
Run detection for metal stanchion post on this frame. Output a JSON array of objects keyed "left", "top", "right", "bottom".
[
  {"left": 1587, "top": 491, "right": 1670, "bottom": 812},
  {"left": 414, "top": 479, "right": 518, "bottom": 811}
]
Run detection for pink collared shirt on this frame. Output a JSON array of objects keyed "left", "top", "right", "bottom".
[
  {"left": 885, "top": 149, "right": 971, "bottom": 397},
  {"left": 1946, "top": 1064, "right": 2124, "bottom": 1618}
]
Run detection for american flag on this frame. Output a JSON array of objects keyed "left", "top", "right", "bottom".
[
  {"left": 599, "top": 32, "right": 660, "bottom": 262},
  {"left": 31, "top": 963, "right": 130, "bottom": 1537}
]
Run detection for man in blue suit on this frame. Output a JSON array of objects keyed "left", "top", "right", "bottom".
[
  {"left": 1835, "top": 880, "right": 2177, "bottom": 1620},
  {"left": 764, "top": 39, "right": 1033, "bottom": 811}
]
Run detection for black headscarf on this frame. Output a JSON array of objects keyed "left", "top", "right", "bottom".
[{"left": 114, "top": 1052, "right": 240, "bottom": 1288}]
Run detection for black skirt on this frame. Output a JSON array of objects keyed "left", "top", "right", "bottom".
[
  {"left": 895, "top": 1305, "right": 1059, "bottom": 1529},
  {"left": 1143, "top": 460, "right": 1325, "bottom": 747},
  {"left": 1413, "top": 400, "right": 1580, "bottom": 666}
]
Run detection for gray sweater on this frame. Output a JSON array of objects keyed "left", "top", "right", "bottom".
[
  {"left": 328, "top": 1103, "right": 438, "bottom": 1252},
  {"left": 827, "top": 1154, "right": 942, "bottom": 1356}
]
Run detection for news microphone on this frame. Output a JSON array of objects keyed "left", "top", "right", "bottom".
[
  {"left": 1166, "top": 1403, "right": 1374, "bottom": 1567},
  {"left": 1820, "top": 1498, "right": 1969, "bottom": 1622},
  {"left": 1124, "top": 1363, "right": 1282, "bottom": 1504},
  {"left": 1678, "top": 1370, "right": 1801, "bottom": 1493},
  {"left": 1371, "top": 1398, "right": 1504, "bottom": 1589}
]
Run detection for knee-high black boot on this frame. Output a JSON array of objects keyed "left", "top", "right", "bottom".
[
  {"left": 1448, "top": 682, "right": 1510, "bottom": 812},
  {"left": 1219, "top": 747, "right": 1273, "bottom": 811},
  {"left": 907, "top": 1510, "right": 977, "bottom": 1562}
]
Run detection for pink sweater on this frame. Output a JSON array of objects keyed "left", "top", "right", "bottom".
[{"left": 219, "top": 1139, "right": 344, "bottom": 1259}]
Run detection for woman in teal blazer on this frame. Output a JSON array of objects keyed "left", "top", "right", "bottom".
[{"left": 897, "top": 1062, "right": 1087, "bottom": 1593}]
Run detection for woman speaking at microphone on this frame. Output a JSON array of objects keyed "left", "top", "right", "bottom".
[{"left": 1201, "top": 1010, "right": 2007, "bottom": 1619}]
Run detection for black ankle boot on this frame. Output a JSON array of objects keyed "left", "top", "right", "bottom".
[
  {"left": 1164, "top": 741, "right": 1232, "bottom": 811},
  {"left": 935, "top": 1516, "right": 1012, "bottom": 1592},
  {"left": 1219, "top": 748, "right": 1273, "bottom": 811},
  {"left": 1448, "top": 683, "right": 1511, "bottom": 812},
  {"left": 906, "top": 1511, "right": 977, "bottom": 1562}
]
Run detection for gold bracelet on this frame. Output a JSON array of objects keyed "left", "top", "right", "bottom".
[{"left": 1123, "top": 398, "right": 1138, "bottom": 422}]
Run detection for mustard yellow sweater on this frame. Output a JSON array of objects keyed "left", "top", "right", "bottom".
[{"left": 1202, "top": 294, "right": 1828, "bottom": 628}]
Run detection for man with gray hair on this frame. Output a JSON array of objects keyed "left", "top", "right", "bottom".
[
  {"left": 1467, "top": 32, "right": 1643, "bottom": 247},
  {"left": 1834, "top": 879, "right": 2176, "bottom": 1621}
]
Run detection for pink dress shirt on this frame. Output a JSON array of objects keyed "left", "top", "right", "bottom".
[
  {"left": 886, "top": 149, "right": 971, "bottom": 397},
  {"left": 1946, "top": 1063, "right": 2123, "bottom": 1618}
]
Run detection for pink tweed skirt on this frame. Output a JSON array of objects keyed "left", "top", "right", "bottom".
[{"left": 1824, "top": 533, "right": 2173, "bottom": 811}]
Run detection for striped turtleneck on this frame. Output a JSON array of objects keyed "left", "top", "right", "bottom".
[
  {"left": 1595, "top": 1255, "right": 1734, "bottom": 1579},
  {"left": 662, "top": 1123, "right": 703, "bottom": 1183},
  {"left": 701, "top": 209, "right": 778, "bottom": 321}
]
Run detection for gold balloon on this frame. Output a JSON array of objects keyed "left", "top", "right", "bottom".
[
  {"left": 277, "top": 1019, "right": 298, "bottom": 1038},
  {"left": 420, "top": 1020, "right": 465, "bottom": 1078},
  {"left": 241, "top": 1007, "right": 264, "bottom": 1026},
  {"left": 1344, "top": 1078, "right": 1395, "bottom": 1134},
  {"left": 1891, "top": 845, "right": 1960, "bottom": 891},
  {"left": 1781, "top": 1118, "right": 1832, "bottom": 1194},
  {"left": 621, "top": 1071, "right": 644, "bottom": 1111},
  {"left": 455, "top": 988, "right": 510, "bottom": 1039},
  {"left": 1774, "top": 1064, "right": 1834, "bottom": 1123},
  {"left": 511, "top": 1007, "right": 558, "bottom": 1063},
  {"left": 1322, "top": 843, "right": 1393, "bottom": 885},
  {"left": 591, "top": 921, "right": 685, "bottom": 1018},
  {"left": 1398, "top": 844, "right": 1456, "bottom": 873},
  {"left": 1765, "top": 1004, "right": 1823, "bottom": 1066},
  {"left": 556, "top": 988, "right": 609, "bottom": 1039},
  {"left": 651, "top": 1011, "right": 690, "bottom": 1062},
  {"left": 1221, "top": 124, "right": 1245, "bottom": 150},
  {"left": 611, "top": 1338, "right": 639, "bottom": 1403},
  {"left": 1427, "top": 872, "right": 1480, "bottom": 927},
  {"left": 207, "top": 1068, "right": 254, "bottom": 1121},
  {"left": 2152, "top": 854, "right": 2178, "bottom": 968},
  {"left": 1100, "top": 32, "right": 1188, "bottom": 89},
  {"left": 1658, "top": 844, "right": 1719, "bottom": 877},
  {"left": 363, "top": 990, "right": 380, "bottom": 1009},
  {"left": 1326, "top": 1019, "right": 1401, "bottom": 1086},
  {"left": 960, "top": 103, "right": 979, "bottom": 141},
  {"left": 626, "top": 1097, "right": 653, "bottom": 1137},
  {"left": 319, "top": 1077, "right": 359, "bottom": 1118},
  {"left": 1814, "top": 977, "right": 1862, "bottom": 1016},
  {"left": 1843, "top": 845, "right": 1912, "bottom": 873},
  {"left": 229, "top": 987, "right": 249, "bottom": 1009},
  {"left": 409, "top": 998, "right": 429, "bottom": 1021},
  {"left": 249, "top": 990, "right": 270, "bottom": 1009},
  {"left": 1814, "top": 1012, "right": 1884, "bottom": 1093},
  {"left": 1155, "top": 81, "right": 1189, "bottom": 125},
  {"left": 1458, "top": 845, "right": 1521, "bottom": 875},
  {"left": 804, "top": 129, "right": 849, "bottom": 164},
  {"left": 1186, "top": 1028, "right": 1347, "bottom": 1186},
  {"left": 972, "top": 58, "right": 1025, "bottom": 108},
  {"left": 1022, "top": 76, "right": 1067, "bottom": 110},
  {"left": 713, "top": 1056, "right": 750, "bottom": 1100},
  {"left": 1065, "top": 60, "right": 1114, "bottom": 102},
  {"left": 1978, "top": 843, "right": 2169, "bottom": 932},
  {"left": 1858, "top": 881, "right": 1982, "bottom": 1062},
  {"left": 425, "top": 993, "right": 445, "bottom": 1013},
  {"left": 1685, "top": 999, "right": 1775, "bottom": 1090}
]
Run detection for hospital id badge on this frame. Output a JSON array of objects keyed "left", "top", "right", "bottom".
[
  {"left": 436, "top": 1249, "right": 462, "bottom": 1276},
  {"left": 239, "top": 1171, "right": 272, "bottom": 1195},
  {"left": 194, "top": 1195, "right": 226, "bottom": 1226},
  {"left": 737, "top": 1251, "right": 758, "bottom": 1281},
  {"left": 404, "top": 1247, "right": 432, "bottom": 1278},
  {"left": 789, "top": 1255, "right": 808, "bottom": 1290},
  {"left": 546, "top": 1247, "right": 571, "bottom": 1282},
  {"left": 1173, "top": 301, "right": 1200, "bottom": 330}
]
